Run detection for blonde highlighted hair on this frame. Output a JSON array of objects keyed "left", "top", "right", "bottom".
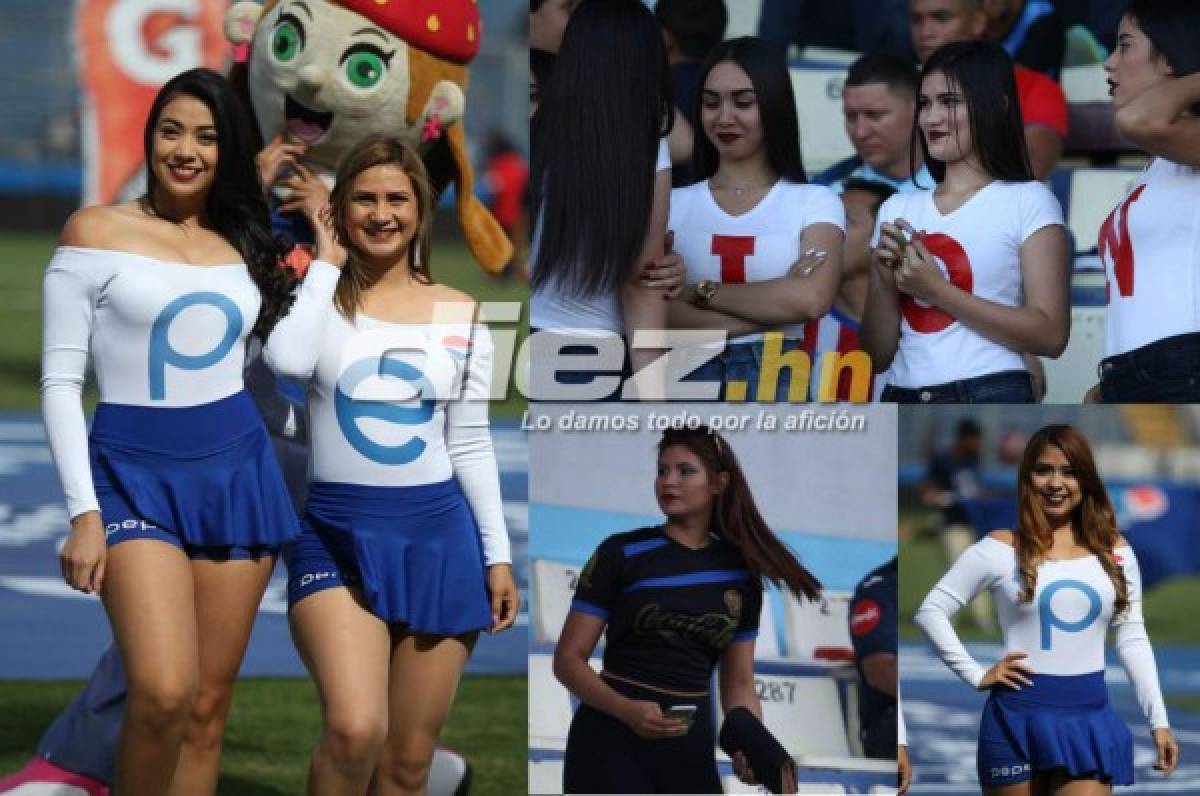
[{"left": 329, "top": 135, "right": 435, "bottom": 319}]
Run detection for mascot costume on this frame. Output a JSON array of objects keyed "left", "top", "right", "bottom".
[{"left": 225, "top": 0, "right": 512, "bottom": 272}]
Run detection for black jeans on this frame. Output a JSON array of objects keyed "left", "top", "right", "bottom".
[
  {"left": 881, "top": 369, "right": 1035, "bottom": 404},
  {"left": 563, "top": 676, "right": 720, "bottom": 794},
  {"left": 1099, "top": 332, "right": 1200, "bottom": 403}
]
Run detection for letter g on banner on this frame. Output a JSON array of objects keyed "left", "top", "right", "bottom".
[
  {"left": 1038, "top": 579, "right": 1102, "bottom": 650},
  {"left": 335, "top": 356, "right": 436, "bottom": 465},
  {"left": 148, "top": 292, "right": 243, "bottom": 400}
]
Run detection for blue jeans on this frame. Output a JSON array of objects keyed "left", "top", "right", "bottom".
[
  {"left": 1099, "top": 332, "right": 1200, "bottom": 403},
  {"left": 881, "top": 369, "right": 1035, "bottom": 403},
  {"left": 682, "top": 338, "right": 807, "bottom": 402}
]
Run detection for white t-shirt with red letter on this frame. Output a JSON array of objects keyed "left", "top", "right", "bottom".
[{"left": 871, "top": 181, "right": 1063, "bottom": 388}]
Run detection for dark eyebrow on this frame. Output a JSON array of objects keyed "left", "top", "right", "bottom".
[
  {"left": 935, "top": 92, "right": 961, "bottom": 100},
  {"left": 291, "top": 1, "right": 312, "bottom": 20},
  {"left": 351, "top": 27, "right": 389, "bottom": 43}
]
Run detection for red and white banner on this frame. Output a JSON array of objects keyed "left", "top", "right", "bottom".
[{"left": 76, "top": 0, "right": 231, "bottom": 205}]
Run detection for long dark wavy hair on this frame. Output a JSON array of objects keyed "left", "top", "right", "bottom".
[
  {"left": 329, "top": 136, "right": 435, "bottom": 321},
  {"left": 1125, "top": 0, "right": 1200, "bottom": 115},
  {"left": 658, "top": 427, "right": 822, "bottom": 601},
  {"left": 531, "top": 0, "right": 672, "bottom": 298},
  {"left": 1015, "top": 425, "right": 1129, "bottom": 617},
  {"left": 142, "top": 68, "right": 293, "bottom": 340},
  {"left": 692, "top": 37, "right": 807, "bottom": 183},
  {"left": 911, "top": 41, "right": 1033, "bottom": 186}
]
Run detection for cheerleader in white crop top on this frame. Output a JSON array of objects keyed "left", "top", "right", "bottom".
[
  {"left": 268, "top": 136, "right": 517, "bottom": 794},
  {"left": 915, "top": 425, "right": 1178, "bottom": 793},
  {"left": 862, "top": 42, "right": 1070, "bottom": 404},
  {"left": 39, "top": 69, "right": 343, "bottom": 794},
  {"left": 1093, "top": 5, "right": 1200, "bottom": 402}
]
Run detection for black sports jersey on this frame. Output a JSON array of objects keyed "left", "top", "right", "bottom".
[
  {"left": 849, "top": 557, "right": 898, "bottom": 757},
  {"left": 572, "top": 526, "right": 763, "bottom": 692}
]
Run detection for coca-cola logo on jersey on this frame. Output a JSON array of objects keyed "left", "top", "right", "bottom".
[{"left": 850, "top": 598, "right": 881, "bottom": 636}]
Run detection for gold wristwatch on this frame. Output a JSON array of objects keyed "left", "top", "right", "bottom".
[{"left": 694, "top": 279, "right": 720, "bottom": 307}]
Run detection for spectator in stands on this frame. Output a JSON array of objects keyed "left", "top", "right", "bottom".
[
  {"left": 1090, "top": 0, "right": 1200, "bottom": 402},
  {"left": 816, "top": 53, "right": 931, "bottom": 192},
  {"left": 667, "top": 37, "right": 845, "bottom": 402},
  {"left": 758, "top": 0, "right": 916, "bottom": 61},
  {"left": 897, "top": 703, "right": 912, "bottom": 793},
  {"left": 802, "top": 178, "right": 895, "bottom": 401},
  {"left": 983, "top": 0, "right": 1067, "bottom": 78},
  {"left": 530, "top": 0, "right": 580, "bottom": 53},
  {"left": 920, "top": 418, "right": 995, "bottom": 631},
  {"left": 482, "top": 130, "right": 529, "bottom": 281},
  {"left": 554, "top": 426, "right": 818, "bottom": 793},
  {"left": 861, "top": 41, "right": 1070, "bottom": 403},
  {"left": 656, "top": 0, "right": 727, "bottom": 132},
  {"left": 910, "top": 0, "right": 1068, "bottom": 179},
  {"left": 531, "top": 0, "right": 683, "bottom": 387},
  {"left": 848, "top": 557, "right": 898, "bottom": 760},
  {"left": 656, "top": 0, "right": 728, "bottom": 185},
  {"left": 915, "top": 424, "right": 1178, "bottom": 791}
]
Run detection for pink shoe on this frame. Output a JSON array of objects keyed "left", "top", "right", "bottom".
[{"left": 0, "top": 757, "right": 108, "bottom": 796}]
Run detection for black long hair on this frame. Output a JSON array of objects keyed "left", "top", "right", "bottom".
[
  {"left": 659, "top": 426, "right": 822, "bottom": 602},
  {"left": 143, "top": 68, "right": 293, "bottom": 340},
  {"left": 692, "top": 37, "right": 807, "bottom": 183},
  {"left": 1125, "top": 0, "right": 1200, "bottom": 115},
  {"left": 911, "top": 41, "right": 1033, "bottom": 185},
  {"left": 531, "top": 0, "right": 672, "bottom": 297}
]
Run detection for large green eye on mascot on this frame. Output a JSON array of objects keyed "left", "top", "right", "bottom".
[{"left": 225, "top": 0, "right": 513, "bottom": 273}]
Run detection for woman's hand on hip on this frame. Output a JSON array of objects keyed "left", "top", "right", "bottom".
[
  {"left": 1152, "top": 727, "right": 1179, "bottom": 776},
  {"left": 618, "top": 699, "right": 684, "bottom": 739},
  {"left": 486, "top": 563, "right": 520, "bottom": 634},
  {"left": 978, "top": 652, "right": 1035, "bottom": 690},
  {"left": 60, "top": 511, "right": 106, "bottom": 594}
]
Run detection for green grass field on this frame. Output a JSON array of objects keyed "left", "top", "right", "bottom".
[
  {"left": 900, "top": 518, "right": 1200, "bottom": 644},
  {"left": 0, "top": 232, "right": 528, "bottom": 416},
  {"left": 0, "top": 675, "right": 526, "bottom": 794}
]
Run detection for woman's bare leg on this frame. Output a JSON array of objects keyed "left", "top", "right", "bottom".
[
  {"left": 102, "top": 540, "right": 197, "bottom": 796},
  {"left": 372, "top": 632, "right": 477, "bottom": 796},
  {"left": 168, "top": 554, "right": 275, "bottom": 795},
  {"left": 291, "top": 587, "right": 392, "bottom": 795}
]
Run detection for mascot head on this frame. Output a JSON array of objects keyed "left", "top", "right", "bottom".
[{"left": 226, "top": 0, "right": 512, "bottom": 272}]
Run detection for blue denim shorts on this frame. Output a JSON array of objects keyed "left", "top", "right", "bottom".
[
  {"left": 881, "top": 369, "right": 1034, "bottom": 404},
  {"left": 682, "top": 338, "right": 807, "bottom": 402}
]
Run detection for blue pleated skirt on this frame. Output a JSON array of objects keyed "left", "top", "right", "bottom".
[
  {"left": 978, "top": 671, "right": 1134, "bottom": 787},
  {"left": 89, "top": 391, "right": 300, "bottom": 557},
  {"left": 284, "top": 479, "right": 491, "bottom": 635}
]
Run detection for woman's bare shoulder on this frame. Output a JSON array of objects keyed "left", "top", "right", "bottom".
[{"left": 60, "top": 203, "right": 143, "bottom": 248}]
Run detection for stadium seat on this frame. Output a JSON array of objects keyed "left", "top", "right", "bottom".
[
  {"left": 781, "top": 589, "right": 853, "bottom": 659},
  {"left": 531, "top": 559, "right": 584, "bottom": 645},
  {"left": 789, "top": 65, "right": 856, "bottom": 175},
  {"left": 528, "top": 652, "right": 583, "bottom": 750},
  {"left": 528, "top": 758, "right": 564, "bottom": 796}
]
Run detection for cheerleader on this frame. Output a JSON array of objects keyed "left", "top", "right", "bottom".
[
  {"left": 554, "top": 426, "right": 819, "bottom": 793},
  {"left": 668, "top": 36, "right": 845, "bottom": 402},
  {"left": 41, "top": 68, "right": 340, "bottom": 794},
  {"left": 1094, "top": 0, "right": 1200, "bottom": 401},
  {"left": 861, "top": 40, "right": 1070, "bottom": 403},
  {"left": 915, "top": 425, "right": 1179, "bottom": 793},
  {"left": 266, "top": 135, "right": 518, "bottom": 794}
]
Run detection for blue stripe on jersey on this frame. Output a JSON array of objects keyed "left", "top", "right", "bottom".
[
  {"left": 623, "top": 537, "right": 669, "bottom": 557},
  {"left": 732, "top": 630, "right": 758, "bottom": 642},
  {"left": 572, "top": 599, "right": 609, "bottom": 619},
  {"left": 624, "top": 570, "right": 750, "bottom": 592}
]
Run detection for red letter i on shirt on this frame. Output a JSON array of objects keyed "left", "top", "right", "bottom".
[{"left": 711, "top": 235, "right": 755, "bottom": 283}]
